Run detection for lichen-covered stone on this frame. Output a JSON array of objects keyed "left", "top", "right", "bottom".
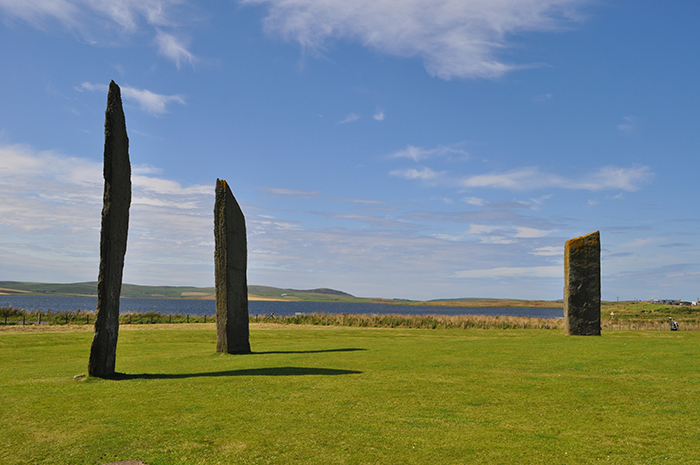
[
  {"left": 564, "top": 230, "right": 601, "bottom": 336},
  {"left": 214, "top": 179, "right": 251, "bottom": 354},
  {"left": 89, "top": 81, "right": 132, "bottom": 377}
]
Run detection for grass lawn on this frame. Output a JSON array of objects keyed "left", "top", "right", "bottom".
[{"left": 1, "top": 324, "right": 699, "bottom": 464}]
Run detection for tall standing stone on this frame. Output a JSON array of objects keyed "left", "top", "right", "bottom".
[
  {"left": 214, "top": 179, "right": 251, "bottom": 354},
  {"left": 88, "top": 81, "right": 132, "bottom": 377},
  {"left": 564, "top": 230, "right": 601, "bottom": 336}
]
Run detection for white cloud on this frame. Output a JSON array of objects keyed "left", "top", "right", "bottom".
[
  {"left": 78, "top": 82, "right": 185, "bottom": 115},
  {"left": 620, "top": 238, "right": 654, "bottom": 248},
  {"left": 389, "top": 143, "right": 468, "bottom": 162},
  {"left": 0, "top": 0, "right": 81, "bottom": 29},
  {"left": 390, "top": 167, "right": 442, "bottom": 181},
  {"left": 466, "top": 224, "right": 513, "bottom": 244},
  {"left": 0, "top": 0, "right": 180, "bottom": 30},
  {"left": 373, "top": 109, "right": 385, "bottom": 121},
  {"left": 459, "top": 165, "right": 652, "bottom": 191},
  {"left": 454, "top": 266, "right": 561, "bottom": 279},
  {"left": 243, "top": 0, "right": 587, "bottom": 79},
  {"left": 0, "top": 143, "right": 215, "bottom": 285},
  {"left": 618, "top": 116, "right": 637, "bottom": 133},
  {"left": 467, "top": 224, "right": 499, "bottom": 235},
  {"left": 339, "top": 113, "right": 360, "bottom": 124},
  {"left": 530, "top": 246, "right": 561, "bottom": 256},
  {"left": 514, "top": 227, "right": 551, "bottom": 238},
  {"left": 0, "top": 0, "right": 196, "bottom": 67},
  {"left": 463, "top": 197, "right": 486, "bottom": 206},
  {"left": 155, "top": 30, "right": 196, "bottom": 69}
]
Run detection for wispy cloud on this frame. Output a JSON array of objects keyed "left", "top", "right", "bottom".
[
  {"left": 389, "top": 143, "right": 468, "bottom": 162},
  {"left": 467, "top": 224, "right": 500, "bottom": 236},
  {"left": 464, "top": 197, "right": 486, "bottom": 206},
  {"left": 373, "top": 109, "right": 385, "bottom": 121},
  {"left": 618, "top": 116, "right": 637, "bottom": 134},
  {"left": 0, "top": 0, "right": 196, "bottom": 67},
  {"left": 659, "top": 243, "right": 692, "bottom": 249},
  {"left": 0, "top": 143, "right": 214, "bottom": 285},
  {"left": 258, "top": 186, "right": 322, "bottom": 199},
  {"left": 514, "top": 227, "right": 552, "bottom": 238},
  {"left": 465, "top": 224, "right": 513, "bottom": 244},
  {"left": 0, "top": 142, "right": 692, "bottom": 301},
  {"left": 155, "top": 30, "right": 197, "bottom": 69},
  {"left": 78, "top": 82, "right": 185, "bottom": 115},
  {"left": 620, "top": 238, "right": 654, "bottom": 248},
  {"left": 390, "top": 167, "right": 443, "bottom": 181},
  {"left": 243, "top": 0, "right": 587, "bottom": 80},
  {"left": 338, "top": 113, "right": 360, "bottom": 124},
  {"left": 459, "top": 165, "right": 653, "bottom": 192},
  {"left": 392, "top": 160, "right": 652, "bottom": 192},
  {"left": 530, "top": 246, "right": 561, "bottom": 256}
]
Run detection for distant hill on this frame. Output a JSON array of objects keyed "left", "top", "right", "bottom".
[
  {"left": 0, "top": 281, "right": 564, "bottom": 307},
  {"left": 0, "top": 281, "right": 359, "bottom": 302}
]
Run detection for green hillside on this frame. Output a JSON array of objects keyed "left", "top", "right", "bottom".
[
  {"left": 0, "top": 281, "right": 366, "bottom": 302},
  {"left": 247, "top": 285, "right": 369, "bottom": 302}
]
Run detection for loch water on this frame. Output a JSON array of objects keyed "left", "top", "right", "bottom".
[{"left": 0, "top": 295, "right": 563, "bottom": 319}]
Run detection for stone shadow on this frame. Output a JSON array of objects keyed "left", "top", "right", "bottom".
[
  {"left": 110, "top": 366, "right": 361, "bottom": 380},
  {"left": 253, "top": 348, "right": 367, "bottom": 355}
]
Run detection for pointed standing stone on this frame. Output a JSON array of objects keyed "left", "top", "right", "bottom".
[
  {"left": 214, "top": 179, "right": 251, "bottom": 354},
  {"left": 564, "top": 230, "right": 601, "bottom": 336},
  {"left": 88, "top": 81, "right": 131, "bottom": 377}
]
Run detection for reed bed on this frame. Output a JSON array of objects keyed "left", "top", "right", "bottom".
[
  {"left": 0, "top": 308, "right": 211, "bottom": 326},
  {"left": 251, "top": 312, "right": 565, "bottom": 330}
]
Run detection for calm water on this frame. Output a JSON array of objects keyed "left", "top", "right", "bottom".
[{"left": 0, "top": 295, "right": 563, "bottom": 319}]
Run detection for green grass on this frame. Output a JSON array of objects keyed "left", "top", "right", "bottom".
[
  {"left": 603, "top": 301, "right": 700, "bottom": 322},
  {"left": 1, "top": 325, "right": 700, "bottom": 464}
]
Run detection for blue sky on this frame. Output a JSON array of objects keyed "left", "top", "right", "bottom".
[{"left": 0, "top": 1, "right": 698, "bottom": 301}]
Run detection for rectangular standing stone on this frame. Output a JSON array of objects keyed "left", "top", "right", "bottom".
[
  {"left": 88, "top": 81, "right": 131, "bottom": 377},
  {"left": 564, "top": 230, "right": 601, "bottom": 336},
  {"left": 214, "top": 179, "right": 251, "bottom": 354}
]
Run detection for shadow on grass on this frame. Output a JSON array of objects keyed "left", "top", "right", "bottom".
[
  {"left": 254, "top": 348, "right": 367, "bottom": 355},
  {"left": 109, "top": 366, "right": 362, "bottom": 380}
]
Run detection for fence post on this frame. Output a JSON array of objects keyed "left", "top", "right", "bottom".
[{"left": 186, "top": 314, "right": 189, "bottom": 323}]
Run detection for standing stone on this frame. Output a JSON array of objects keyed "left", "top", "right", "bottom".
[
  {"left": 88, "top": 81, "right": 131, "bottom": 377},
  {"left": 214, "top": 179, "right": 251, "bottom": 354},
  {"left": 564, "top": 230, "right": 601, "bottom": 336}
]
